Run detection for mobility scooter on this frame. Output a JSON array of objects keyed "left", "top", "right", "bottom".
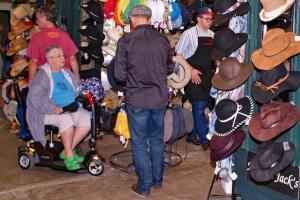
[{"left": 17, "top": 93, "right": 105, "bottom": 176}]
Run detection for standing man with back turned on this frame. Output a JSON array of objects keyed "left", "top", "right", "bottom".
[
  {"left": 176, "top": 7, "right": 215, "bottom": 150},
  {"left": 27, "top": 5, "right": 80, "bottom": 81},
  {"left": 114, "top": 5, "right": 174, "bottom": 198}
]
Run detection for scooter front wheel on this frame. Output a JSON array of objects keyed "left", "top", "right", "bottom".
[
  {"left": 18, "top": 152, "right": 34, "bottom": 169},
  {"left": 87, "top": 159, "right": 104, "bottom": 176}
]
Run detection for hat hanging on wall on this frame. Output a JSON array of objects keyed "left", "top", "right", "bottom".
[
  {"left": 79, "top": 23, "right": 104, "bottom": 44},
  {"left": 214, "top": 96, "right": 254, "bottom": 135},
  {"left": 211, "top": 28, "right": 248, "bottom": 60},
  {"left": 8, "top": 20, "right": 33, "bottom": 40},
  {"left": 7, "top": 37, "right": 28, "bottom": 56},
  {"left": 80, "top": 42, "right": 104, "bottom": 64},
  {"left": 213, "top": 0, "right": 250, "bottom": 25},
  {"left": 251, "top": 63, "right": 300, "bottom": 104},
  {"left": 210, "top": 130, "right": 246, "bottom": 161},
  {"left": 81, "top": 1, "right": 104, "bottom": 24},
  {"left": 248, "top": 101, "right": 300, "bottom": 142},
  {"left": 259, "top": 0, "right": 296, "bottom": 22},
  {"left": 212, "top": 57, "right": 253, "bottom": 90},
  {"left": 10, "top": 57, "right": 28, "bottom": 77},
  {"left": 251, "top": 28, "right": 300, "bottom": 70},
  {"left": 249, "top": 141, "right": 295, "bottom": 182}
]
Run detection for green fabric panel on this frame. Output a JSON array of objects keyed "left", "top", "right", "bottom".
[{"left": 242, "top": 0, "right": 261, "bottom": 152}]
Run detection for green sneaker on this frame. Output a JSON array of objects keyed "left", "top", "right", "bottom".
[
  {"left": 64, "top": 157, "right": 80, "bottom": 171},
  {"left": 59, "top": 151, "right": 84, "bottom": 163}
]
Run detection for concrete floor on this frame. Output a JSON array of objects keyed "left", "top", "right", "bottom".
[{"left": 0, "top": 116, "right": 225, "bottom": 200}]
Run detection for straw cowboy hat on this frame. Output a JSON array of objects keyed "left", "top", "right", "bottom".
[
  {"left": 7, "top": 37, "right": 28, "bottom": 56},
  {"left": 251, "top": 28, "right": 300, "bottom": 70},
  {"left": 248, "top": 101, "right": 300, "bottom": 142},
  {"left": 213, "top": 0, "right": 250, "bottom": 25},
  {"left": 212, "top": 57, "right": 253, "bottom": 90},
  {"left": 210, "top": 130, "right": 246, "bottom": 161},
  {"left": 105, "top": 27, "right": 123, "bottom": 43},
  {"left": 215, "top": 96, "right": 254, "bottom": 136},
  {"left": 251, "top": 63, "right": 300, "bottom": 104},
  {"left": 102, "top": 43, "right": 117, "bottom": 57},
  {"left": 8, "top": 21, "right": 33, "bottom": 40},
  {"left": 167, "top": 56, "right": 192, "bottom": 90},
  {"left": 10, "top": 57, "right": 29, "bottom": 77},
  {"left": 250, "top": 141, "right": 295, "bottom": 182},
  {"left": 260, "top": 0, "right": 296, "bottom": 22},
  {"left": 211, "top": 28, "right": 248, "bottom": 60},
  {"left": 10, "top": 4, "right": 33, "bottom": 25}
]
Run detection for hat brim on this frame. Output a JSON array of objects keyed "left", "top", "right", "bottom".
[
  {"left": 251, "top": 33, "right": 300, "bottom": 70},
  {"left": 164, "top": 109, "right": 173, "bottom": 142},
  {"left": 211, "top": 33, "right": 248, "bottom": 60},
  {"left": 251, "top": 71, "right": 300, "bottom": 104},
  {"left": 249, "top": 142, "right": 295, "bottom": 182},
  {"left": 10, "top": 60, "right": 28, "bottom": 77},
  {"left": 210, "top": 130, "right": 245, "bottom": 161},
  {"left": 212, "top": 62, "right": 253, "bottom": 90},
  {"left": 259, "top": 0, "right": 296, "bottom": 22},
  {"left": 168, "top": 56, "right": 192, "bottom": 89},
  {"left": 248, "top": 102, "right": 300, "bottom": 142},
  {"left": 215, "top": 96, "right": 254, "bottom": 135},
  {"left": 213, "top": 2, "right": 250, "bottom": 26}
]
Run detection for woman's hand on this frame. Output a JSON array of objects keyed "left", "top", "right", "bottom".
[
  {"left": 54, "top": 107, "right": 63, "bottom": 115},
  {"left": 191, "top": 68, "right": 202, "bottom": 85}
]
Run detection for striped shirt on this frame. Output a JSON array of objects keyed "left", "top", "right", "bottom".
[{"left": 175, "top": 25, "right": 214, "bottom": 59}]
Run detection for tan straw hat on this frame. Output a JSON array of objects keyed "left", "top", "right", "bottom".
[
  {"left": 260, "top": 0, "right": 296, "bottom": 22},
  {"left": 7, "top": 37, "right": 28, "bottom": 56},
  {"left": 10, "top": 57, "right": 29, "bottom": 77},
  {"left": 251, "top": 28, "right": 300, "bottom": 70},
  {"left": 167, "top": 56, "right": 191, "bottom": 89},
  {"left": 8, "top": 20, "right": 33, "bottom": 40}
]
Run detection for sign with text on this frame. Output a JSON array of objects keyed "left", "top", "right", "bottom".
[{"left": 247, "top": 151, "right": 299, "bottom": 198}]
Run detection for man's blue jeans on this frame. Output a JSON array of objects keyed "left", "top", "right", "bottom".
[
  {"left": 187, "top": 101, "right": 208, "bottom": 144},
  {"left": 126, "top": 105, "right": 166, "bottom": 192}
]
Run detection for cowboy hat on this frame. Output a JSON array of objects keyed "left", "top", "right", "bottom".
[
  {"left": 251, "top": 28, "right": 300, "bottom": 70},
  {"left": 248, "top": 101, "right": 300, "bottom": 142},
  {"left": 102, "top": 43, "right": 117, "bottom": 57},
  {"left": 10, "top": 57, "right": 28, "bottom": 77},
  {"left": 249, "top": 141, "right": 295, "bottom": 182},
  {"left": 79, "top": 23, "right": 104, "bottom": 44},
  {"left": 212, "top": 57, "right": 253, "bottom": 90},
  {"left": 251, "top": 63, "right": 300, "bottom": 104},
  {"left": 211, "top": 28, "right": 248, "bottom": 60},
  {"left": 215, "top": 96, "right": 254, "bottom": 136},
  {"left": 167, "top": 56, "right": 192, "bottom": 90},
  {"left": 260, "top": 0, "right": 296, "bottom": 22},
  {"left": 81, "top": 0, "right": 104, "bottom": 24},
  {"left": 80, "top": 42, "right": 104, "bottom": 64},
  {"left": 265, "top": 14, "right": 291, "bottom": 29},
  {"left": 210, "top": 130, "right": 246, "bottom": 161},
  {"left": 213, "top": 0, "right": 250, "bottom": 25},
  {"left": 8, "top": 20, "right": 33, "bottom": 40},
  {"left": 12, "top": 4, "right": 33, "bottom": 20},
  {"left": 7, "top": 37, "right": 28, "bottom": 56}
]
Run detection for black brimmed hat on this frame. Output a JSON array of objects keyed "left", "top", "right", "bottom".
[
  {"left": 79, "top": 23, "right": 104, "bottom": 44},
  {"left": 81, "top": 1, "right": 104, "bottom": 24}
]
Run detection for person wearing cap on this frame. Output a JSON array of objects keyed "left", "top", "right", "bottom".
[
  {"left": 175, "top": 7, "right": 215, "bottom": 150},
  {"left": 114, "top": 5, "right": 174, "bottom": 198},
  {"left": 27, "top": 5, "right": 80, "bottom": 81}
]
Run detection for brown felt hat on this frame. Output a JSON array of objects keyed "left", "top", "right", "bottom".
[
  {"left": 212, "top": 57, "right": 253, "bottom": 90},
  {"left": 260, "top": 0, "right": 296, "bottom": 22},
  {"left": 248, "top": 101, "right": 300, "bottom": 142},
  {"left": 251, "top": 28, "right": 300, "bottom": 70},
  {"left": 7, "top": 37, "right": 28, "bottom": 56}
]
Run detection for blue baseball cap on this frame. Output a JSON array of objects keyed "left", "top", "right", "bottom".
[{"left": 197, "top": 7, "right": 215, "bottom": 17}]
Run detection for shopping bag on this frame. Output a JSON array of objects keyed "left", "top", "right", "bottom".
[{"left": 113, "top": 108, "right": 130, "bottom": 140}]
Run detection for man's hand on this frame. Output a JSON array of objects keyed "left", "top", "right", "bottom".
[
  {"left": 191, "top": 68, "right": 202, "bottom": 85},
  {"left": 54, "top": 107, "right": 63, "bottom": 115}
]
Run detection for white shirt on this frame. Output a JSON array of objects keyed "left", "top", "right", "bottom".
[{"left": 175, "top": 25, "right": 214, "bottom": 59}]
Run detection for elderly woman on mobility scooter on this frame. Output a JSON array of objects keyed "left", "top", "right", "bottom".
[{"left": 26, "top": 44, "right": 91, "bottom": 171}]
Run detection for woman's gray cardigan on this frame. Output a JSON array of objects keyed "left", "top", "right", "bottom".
[{"left": 26, "top": 63, "right": 80, "bottom": 146}]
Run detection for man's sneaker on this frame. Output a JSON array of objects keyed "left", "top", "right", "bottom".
[{"left": 131, "top": 184, "right": 150, "bottom": 198}]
